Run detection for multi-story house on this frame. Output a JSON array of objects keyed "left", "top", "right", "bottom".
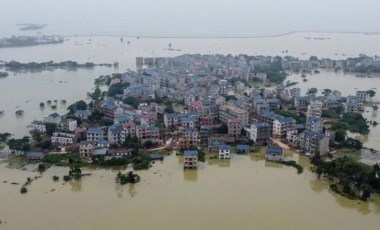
[
  {"left": 108, "top": 124, "right": 125, "bottom": 145},
  {"left": 51, "top": 132, "right": 76, "bottom": 146},
  {"left": 200, "top": 117, "right": 213, "bottom": 126},
  {"left": 299, "top": 130, "right": 330, "bottom": 157},
  {"left": 44, "top": 112, "right": 61, "bottom": 124},
  {"left": 306, "top": 116, "right": 323, "bottom": 133},
  {"left": 200, "top": 125, "right": 213, "bottom": 146},
  {"left": 27, "top": 121, "right": 46, "bottom": 133},
  {"left": 265, "top": 146, "right": 284, "bottom": 161},
  {"left": 135, "top": 124, "right": 160, "bottom": 141},
  {"left": 273, "top": 117, "right": 296, "bottom": 139},
  {"left": 286, "top": 130, "right": 299, "bottom": 147},
  {"left": 87, "top": 127, "right": 104, "bottom": 142},
  {"left": 208, "top": 134, "right": 234, "bottom": 151},
  {"left": 256, "top": 102, "right": 270, "bottom": 114},
  {"left": 219, "top": 144, "right": 231, "bottom": 159},
  {"left": 307, "top": 103, "right": 322, "bottom": 118},
  {"left": 294, "top": 96, "right": 310, "bottom": 111},
  {"left": 356, "top": 90, "right": 369, "bottom": 102},
  {"left": 344, "top": 101, "right": 359, "bottom": 113},
  {"left": 178, "top": 128, "right": 200, "bottom": 149},
  {"left": 60, "top": 119, "right": 78, "bottom": 132},
  {"left": 74, "top": 110, "right": 92, "bottom": 120},
  {"left": 266, "top": 99, "right": 280, "bottom": 111},
  {"left": 184, "top": 150, "right": 198, "bottom": 169},
  {"left": 219, "top": 103, "right": 249, "bottom": 127},
  {"left": 250, "top": 122, "right": 272, "bottom": 144},
  {"left": 228, "top": 119, "right": 242, "bottom": 137},
  {"left": 79, "top": 141, "right": 95, "bottom": 159},
  {"left": 164, "top": 113, "right": 179, "bottom": 128},
  {"left": 122, "top": 121, "right": 136, "bottom": 137}
]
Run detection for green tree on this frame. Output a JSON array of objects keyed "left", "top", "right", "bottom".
[
  {"left": 67, "top": 100, "right": 87, "bottom": 114},
  {"left": 322, "top": 88, "right": 332, "bottom": 96},
  {"left": 335, "top": 129, "right": 346, "bottom": 142},
  {"left": 306, "top": 88, "right": 318, "bottom": 96},
  {"left": 367, "top": 90, "right": 376, "bottom": 98}
]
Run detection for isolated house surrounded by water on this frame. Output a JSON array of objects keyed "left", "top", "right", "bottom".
[
  {"left": 184, "top": 150, "right": 198, "bottom": 169},
  {"left": 219, "top": 144, "right": 231, "bottom": 159},
  {"left": 265, "top": 146, "right": 284, "bottom": 161}
]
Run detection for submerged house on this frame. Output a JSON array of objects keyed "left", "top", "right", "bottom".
[
  {"left": 184, "top": 150, "right": 198, "bottom": 169},
  {"left": 219, "top": 144, "right": 231, "bottom": 159},
  {"left": 265, "top": 146, "right": 284, "bottom": 161}
]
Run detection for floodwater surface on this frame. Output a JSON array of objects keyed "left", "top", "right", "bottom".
[{"left": 0, "top": 153, "right": 379, "bottom": 230}]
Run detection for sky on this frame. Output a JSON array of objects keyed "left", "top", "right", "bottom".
[{"left": 0, "top": 0, "right": 379, "bottom": 37}]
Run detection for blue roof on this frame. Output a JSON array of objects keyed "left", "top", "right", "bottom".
[
  {"left": 219, "top": 144, "right": 231, "bottom": 151},
  {"left": 307, "top": 116, "right": 321, "bottom": 124},
  {"left": 150, "top": 126, "right": 159, "bottom": 132},
  {"left": 109, "top": 124, "right": 123, "bottom": 133},
  {"left": 237, "top": 145, "right": 250, "bottom": 151},
  {"left": 184, "top": 150, "right": 198, "bottom": 157},
  {"left": 254, "top": 122, "right": 271, "bottom": 128},
  {"left": 295, "top": 124, "right": 305, "bottom": 129},
  {"left": 165, "top": 113, "right": 178, "bottom": 118},
  {"left": 97, "top": 140, "right": 109, "bottom": 145},
  {"left": 185, "top": 127, "right": 198, "bottom": 133},
  {"left": 276, "top": 117, "right": 294, "bottom": 123},
  {"left": 265, "top": 147, "right": 283, "bottom": 155},
  {"left": 303, "top": 130, "right": 325, "bottom": 139},
  {"left": 93, "top": 148, "right": 108, "bottom": 156},
  {"left": 87, "top": 127, "right": 103, "bottom": 134},
  {"left": 27, "top": 152, "right": 44, "bottom": 158},
  {"left": 200, "top": 125, "right": 213, "bottom": 130},
  {"left": 48, "top": 112, "right": 60, "bottom": 118}
]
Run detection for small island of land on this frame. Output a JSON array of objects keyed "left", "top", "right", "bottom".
[
  {"left": 0, "top": 35, "right": 63, "bottom": 48},
  {"left": 17, "top": 24, "right": 47, "bottom": 31},
  {"left": 4, "top": 61, "right": 114, "bottom": 71}
]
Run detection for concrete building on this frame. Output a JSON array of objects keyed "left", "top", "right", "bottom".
[
  {"left": 265, "top": 146, "right": 284, "bottom": 161},
  {"left": 273, "top": 117, "right": 296, "bottom": 139},
  {"left": 307, "top": 103, "right": 322, "bottom": 118},
  {"left": 178, "top": 128, "right": 200, "bottom": 149},
  {"left": 219, "top": 103, "right": 249, "bottom": 127},
  {"left": 299, "top": 130, "right": 330, "bottom": 157},
  {"left": 250, "top": 122, "right": 272, "bottom": 144},
  {"left": 306, "top": 116, "right": 323, "bottom": 133},
  {"left": 219, "top": 144, "right": 231, "bottom": 159},
  {"left": 87, "top": 127, "right": 104, "bottom": 142},
  {"left": 51, "top": 132, "right": 76, "bottom": 146},
  {"left": 228, "top": 119, "right": 242, "bottom": 137},
  {"left": 184, "top": 150, "right": 198, "bottom": 169}
]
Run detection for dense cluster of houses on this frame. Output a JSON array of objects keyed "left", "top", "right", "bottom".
[{"left": 25, "top": 54, "right": 373, "bottom": 168}]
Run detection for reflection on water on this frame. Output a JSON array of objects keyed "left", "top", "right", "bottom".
[
  {"left": 68, "top": 179, "right": 82, "bottom": 192},
  {"left": 1, "top": 154, "right": 380, "bottom": 230},
  {"left": 127, "top": 183, "right": 137, "bottom": 197},
  {"left": 183, "top": 169, "right": 198, "bottom": 181}
]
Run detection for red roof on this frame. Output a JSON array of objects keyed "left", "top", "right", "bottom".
[
  {"left": 228, "top": 119, "right": 241, "bottom": 125},
  {"left": 122, "top": 121, "right": 136, "bottom": 128}
]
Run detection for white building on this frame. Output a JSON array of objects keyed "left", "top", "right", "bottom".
[
  {"left": 219, "top": 145, "right": 231, "bottom": 159},
  {"left": 51, "top": 132, "right": 76, "bottom": 146}
]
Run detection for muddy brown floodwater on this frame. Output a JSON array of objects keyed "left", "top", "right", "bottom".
[{"left": 1, "top": 152, "right": 380, "bottom": 230}]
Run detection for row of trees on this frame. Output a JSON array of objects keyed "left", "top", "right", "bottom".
[{"left": 5, "top": 61, "right": 95, "bottom": 70}]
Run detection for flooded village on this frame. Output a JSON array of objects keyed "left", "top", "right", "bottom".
[{"left": 1, "top": 36, "right": 380, "bottom": 230}]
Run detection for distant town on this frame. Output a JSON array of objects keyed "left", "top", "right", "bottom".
[
  {"left": 0, "top": 34, "right": 63, "bottom": 48},
  {"left": 1, "top": 53, "right": 380, "bottom": 200}
]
